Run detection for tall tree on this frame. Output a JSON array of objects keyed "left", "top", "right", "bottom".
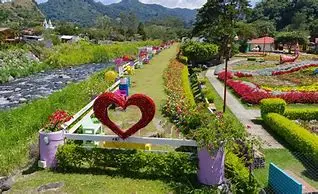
[
  {"left": 137, "top": 22, "right": 147, "bottom": 40},
  {"left": 193, "top": 0, "right": 249, "bottom": 58}
]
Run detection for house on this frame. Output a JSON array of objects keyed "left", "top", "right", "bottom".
[
  {"left": 247, "top": 37, "right": 275, "bottom": 52},
  {"left": 0, "top": 28, "right": 19, "bottom": 43},
  {"left": 22, "top": 35, "right": 43, "bottom": 42},
  {"left": 0, "top": 28, "right": 14, "bottom": 39},
  {"left": 60, "top": 35, "right": 80, "bottom": 43}
]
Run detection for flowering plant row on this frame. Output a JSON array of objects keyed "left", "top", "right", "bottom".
[
  {"left": 223, "top": 78, "right": 318, "bottom": 104},
  {"left": 272, "top": 64, "right": 318, "bottom": 75},
  {"left": 261, "top": 84, "right": 318, "bottom": 92}
]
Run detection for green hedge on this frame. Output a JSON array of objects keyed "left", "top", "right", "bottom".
[
  {"left": 181, "top": 66, "right": 196, "bottom": 107},
  {"left": 0, "top": 69, "right": 112, "bottom": 175},
  {"left": 263, "top": 113, "right": 318, "bottom": 164},
  {"left": 181, "top": 41, "right": 218, "bottom": 62},
  {"left": 284, "top": 108, "right": 318, "bottom": 121},
  {"left": 56, "top": 143, "right": 197, "bottom": 181},
  {"left": 225, "top": 152, "right": 260, "bottom": 194},
  {"left": 260, "top": 98, "right": 286, "bottom": 118}
]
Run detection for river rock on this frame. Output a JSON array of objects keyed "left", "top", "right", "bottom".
[
  {"left": 19, "top": 98, "right": 27, "bottom": 103},
  {"left": 14, "top": 88, "right": 21, "bottom": 92}
]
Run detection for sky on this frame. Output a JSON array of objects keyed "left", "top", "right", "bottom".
[{"left": 36, "top": 0, "right": 259, "bottom": 9}]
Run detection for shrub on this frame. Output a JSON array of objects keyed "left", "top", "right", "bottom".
[
  {"left": 263, "top": 113, "right": 318, "bottom": 164},
  {"left": 181, "top": 41, "right": 218, "bottom": 62},
  {"left": 56, "top": 143, "right": 197, "bottom": 180},
  {"left": 181, "top": 66, "right": 196, "bottom": 107},
  {"left": 178, "top": 56, "right": 188, "bottom": 64},
  {"left": 260, "top": 98, "right": 286, "bottom": 118},
  {"left": 225, "top": 151, "right": 260, "bottom": 194},
  {"left": 284, "top": 108, "right": 318, "bottom": 121}
]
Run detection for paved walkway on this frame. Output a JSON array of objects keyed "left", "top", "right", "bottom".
[{"left": 206, "top": 61, "right": 284, "bottom": 148}]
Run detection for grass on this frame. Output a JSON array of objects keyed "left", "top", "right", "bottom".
[
  {"left": 253, "top": 149, "right": 318, "bottom": 189},
  {"left": 203, "top": 76, "right": 246, "bottom": 133},
  {"left": 107, "top": 44, "right": 179, "bottom": 137},
  {"left": 0, "top": 69, "right": 112, "bottom": 176},
  {"left": 10, "top": 170, "right": 172, "bottom": 194},
  {"left": 231, "top": 62, "right": 277, "bottom": 71}
]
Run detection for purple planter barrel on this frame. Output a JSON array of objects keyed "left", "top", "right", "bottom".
[
  {"left": 39, "top": 130, "right": 65, "bottom": 168},
  {"left": 197, "top": 146, "right": 225, "bottom": 185}
]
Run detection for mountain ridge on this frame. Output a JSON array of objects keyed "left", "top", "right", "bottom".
[{"left": 38, "top": 0, "right": 197, "bottom": 26}]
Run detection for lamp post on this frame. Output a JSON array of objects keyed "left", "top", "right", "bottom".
[{"left": 223, "top": 35, "right": 239, "bottom": 113}]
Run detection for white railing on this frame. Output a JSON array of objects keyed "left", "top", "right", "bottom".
[{"left": 62, "top": 49, "right": 197, "bottom": 148}]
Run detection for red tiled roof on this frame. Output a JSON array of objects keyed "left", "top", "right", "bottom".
[{"left": 248, "top": 37, "right": 274, "bottom": 44}]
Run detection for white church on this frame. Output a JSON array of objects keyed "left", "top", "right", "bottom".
[{"left": 43, "top": 19, "right": 55, "bottom": 30}]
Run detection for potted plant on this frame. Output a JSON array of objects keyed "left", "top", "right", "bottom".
[
  {"left": 39, "top": 110, "right": 72, "bottom": 168},
  {"left": 193, "top": 112, "right": 246, "bottom": 186}
]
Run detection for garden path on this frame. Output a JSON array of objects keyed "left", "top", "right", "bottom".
[
  {"left": 0, "top": 63, "right": 111, "bottom": 110},
  {"left": 206, "top": 61, "right": 284, "bottom": 149}
]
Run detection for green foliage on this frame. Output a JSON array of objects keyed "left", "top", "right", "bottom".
[
  {"left": 56, "top": 143, "right": 197, "bottom": 180},
  {"left": 178, "top": 56, "right": 188, "bottom": 64},
  {"left": 0, "top": 0, "right": 43, "bottom": 28},
  {"left": 193, "top": 0, "right": 249, "bottom": 58},
  {"left": 225, "top": 152, "right": 260, "bottom": 194},
  {"left": 181, "top": 41, "right": 218, "bottom": 62},
  {"left": 263, "top": 113, "right": 318, "bottom": 164},
  {"left": 181, "top": 66, "right": 196, "bottom": 107},
  {"left": 0, "top": 49, "right": 48, "bottom": 83},
  {"left": 275, "top": 31, "right": 309, "bottom": 47},
  {"left": 0, "top": 69, "right": 112, "bottom": 175},
  {"left": 202, "top": 88, "right": 214, "bottom": 103},
  {"left": 284, "top": 108, "right": 318, "bottom": 121},
  {"left": 45, "top": 40, "right": 160, "bottom": 67},
  {"left": 260, "top": 98, "right": 286, "bottom": 118}
]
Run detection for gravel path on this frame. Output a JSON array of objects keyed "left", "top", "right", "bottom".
[
  {"left": 206, "top": 61, "right": 284, "bottom": 149},
  {"left": 0, "top": 63, "right": 111, "bottom": 110}
]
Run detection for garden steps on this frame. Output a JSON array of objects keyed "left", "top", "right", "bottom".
[{"left": 206, "top": 64, "right": 284, "bottom": 149}]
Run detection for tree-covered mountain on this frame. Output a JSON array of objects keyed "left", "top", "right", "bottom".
[
  {"left": 38, "top": 0, "right": 197, "bottom": 27},
  {"left": 0, "top": 0, "right": 44, "bottom": 28}
]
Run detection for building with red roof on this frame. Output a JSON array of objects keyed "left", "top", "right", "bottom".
[{"left": 247, "top": 37, "right": 274, "bottom": 52}]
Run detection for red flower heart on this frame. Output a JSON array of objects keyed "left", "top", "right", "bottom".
[{"left": 93, "top": 93, "right": 156, "bottom": 139}]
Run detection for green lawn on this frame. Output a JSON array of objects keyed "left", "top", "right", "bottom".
[
  {"left": 107, "top": 44, "right": 178, "bottom": 137},
  {"left": 254, "top": 149, "right": 318, "bottom": 189},
  {"left": 10, "top": 170, "right": 172, "bottom": 194}
]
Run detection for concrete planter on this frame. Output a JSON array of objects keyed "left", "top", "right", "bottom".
[
  {"left": 197, "top": 146, "right": 225, "bottom": 185},
  {"left": 39, "top": 129, "right": 65, "bottom": 168}
]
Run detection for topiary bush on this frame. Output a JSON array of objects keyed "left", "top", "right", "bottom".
[
  {"left": 260, "top": 98, "right": 286, "bottom": 118},
  {"left": 263, "top": 113, "right": 318, "bottom": 164},
  {"left": 181, "top": 41, "right": 218, "bottom": 62},
  {"left": 178, "top": 56, "right": 188, "bottom": 64}
]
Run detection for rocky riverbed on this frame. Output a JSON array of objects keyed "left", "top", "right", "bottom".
[{"left": 0, "top": 63, "right": 112, "bottom": 110}]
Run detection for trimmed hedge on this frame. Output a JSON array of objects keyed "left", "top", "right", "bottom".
[
  {"left": 181, "top": 66, "right": 196, "bottom": 107},
  {"left": 260, "top": 98, "right": 286, "bottom": 117},
  {"left": 263, "top": 113, "right": 318, "bottom": 164},
  {"left": 284, "top": 108, "right": 318, "bottom": 121},
  {"left": 56, "top": 144, "right": 197, "bottom": 180}
]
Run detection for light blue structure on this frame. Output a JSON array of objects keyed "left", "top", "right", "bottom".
[{"left": 268, "top": 163, "right": 302, "bottom": 194}]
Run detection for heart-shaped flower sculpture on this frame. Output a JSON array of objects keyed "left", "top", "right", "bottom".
[{"left": 93, "top": 92, "right": 156, "bottom": 139}]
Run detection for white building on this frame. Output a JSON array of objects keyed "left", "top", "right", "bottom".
[{"left": 43, "top": 19, "right": 55, "bottom": 30}]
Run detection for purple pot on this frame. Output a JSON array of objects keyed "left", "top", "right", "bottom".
[
  {"left": 197, "top": 146, "right": 225, "bottom": 185},
  {"left": 39, "top": 130, "right": 65, "bottom": 168}
]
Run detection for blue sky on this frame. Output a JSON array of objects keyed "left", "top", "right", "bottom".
[{"left": 36, "top": 0, "right": 259, "bottom": 9}]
